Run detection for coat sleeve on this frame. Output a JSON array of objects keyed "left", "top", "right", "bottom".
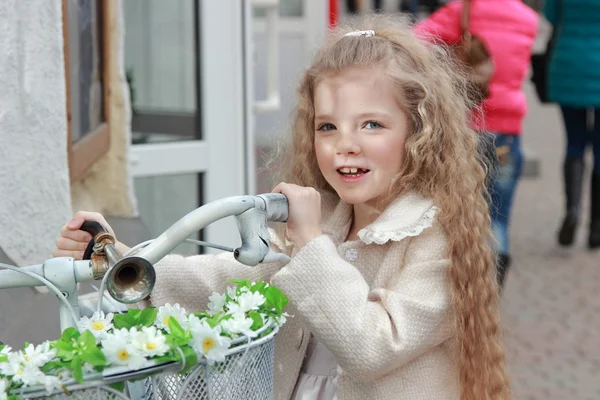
[
  {"left": 413, "top": 2, "right": 463, "bottom": 44},
  {"left": 142, "top": 229, "right": 288, "bottom": 312},
  {"left": 270, "top": 223, "right": 454, "bottom": 382}
]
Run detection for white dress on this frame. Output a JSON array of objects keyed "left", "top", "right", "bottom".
[{"left": 291, "top": 335, "right": 339, "bottom": 400}]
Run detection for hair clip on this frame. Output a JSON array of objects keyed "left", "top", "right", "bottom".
[{"left": 344, "top": 30, "right": 375, "bottom": 38}]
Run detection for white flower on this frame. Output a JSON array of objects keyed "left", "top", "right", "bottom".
[
  {"left": 0, "top": 378, "right": 9, "bottom": 400},
  {"left": 43, "top": 375, "right": 62, "bottom": 394},
  {"left": 132, "top": 326, "right": 169, "bottom": 358},
  {"left": 207, "top": 292, "right": 226, "bottom": 316},
  {"left": 156, "top": 303, "right": 188, "bottom": 332},
  {"left": 21, "top": 342, "right": 57, "bottom": 368},
  {"left": 227, "top": 291, "right": 266, "bottom": 315},
  {"left": 77, "top": 311, "right": 114, "bottom": 340},
  {"left": 11, "top": 364, "right": 46, "bottom": 387},
  {"left": 0, "top": 345, "right": 11, "bottom": 355},
  {"left": 226, "top": 286, "right": 238, "bottom": 300},
  {"left": 220, "top": 314, "right": 257, "bottom": 338},
  {"left": 101, "top": 329, "right": 146, "bottom": 370},
  {"left": 0, "top": 352, "right": 20, "bottom": 376},
  {"left": 0, "top": 343, "right": 56, "bottom": 379},
  {"left": 276, "top": 312, "right": 290, "bottom": 327},
  {"left": 189, "top": 318, "right": 231, "bottom": 365}
]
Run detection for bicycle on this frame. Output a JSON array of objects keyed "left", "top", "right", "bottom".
[{"left": 0, "top": 193, "right": 290, "bottom": 400}]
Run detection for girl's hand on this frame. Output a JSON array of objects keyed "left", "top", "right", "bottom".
[
  {"left": 53, "top": 211, "right": 129, "bottom": 259},
  {"left": 272, "top": 183, "right": 322, "bottom": 249}
]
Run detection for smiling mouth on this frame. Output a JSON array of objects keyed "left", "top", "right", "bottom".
[{"left": 337, "top": 167, "right": 370, "bottom": 177}]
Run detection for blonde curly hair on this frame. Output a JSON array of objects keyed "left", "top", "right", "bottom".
[{"left": 275, "top": 14, "right": 509, "bottom": 400}]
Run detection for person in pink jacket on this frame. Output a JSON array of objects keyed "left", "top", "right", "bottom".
[{"left": 415, "top": 0, "right": 538, "bottom": 288}]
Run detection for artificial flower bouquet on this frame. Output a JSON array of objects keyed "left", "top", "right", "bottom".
[{"left": 0, "top": 280, "right": 288, "bottom": 399}]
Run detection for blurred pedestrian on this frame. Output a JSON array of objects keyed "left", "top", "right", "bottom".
[
  {"left": 346, "top": 0, "right": 383, "bottom": 13},
  {"left": 399, "top": 0, "right": 420, "bottom": 20},
  {"left": 544, "top": 0, "right": 600, "bottom": 250},
  {"left": 415, "top": 0, "right": 539, "bottom": 288}
]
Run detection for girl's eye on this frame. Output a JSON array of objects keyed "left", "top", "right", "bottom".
[
  {"left": 317, "top": 123, "right": 336, "bottom": 132},
  {"left": 364, "top": 121, "right": 382, "bottom": 129}
]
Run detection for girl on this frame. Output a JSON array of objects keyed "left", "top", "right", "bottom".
[{"left": 54, "top": 15, "right": 508, "bottom": 400}]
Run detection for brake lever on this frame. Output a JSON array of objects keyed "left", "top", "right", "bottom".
[
  {"left": 262, "top": 249, "right": 291, "bottom": 264},
  {"left": 233, "top": 194, "right": 290, "bottom": 266}
]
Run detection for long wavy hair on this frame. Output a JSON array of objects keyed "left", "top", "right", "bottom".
[{"left": 275, "top": 14, "right": 509, "bottom": 400}]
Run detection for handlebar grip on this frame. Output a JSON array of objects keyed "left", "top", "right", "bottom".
[
  {"left": 80, "top": 221, "right": 108, "bottom": 236},
  {"left": 80, "top": 221, "right": 108, "bottom": 260},
  {"left": 258, "top": 193, "right": 288, "bottom": 222}
]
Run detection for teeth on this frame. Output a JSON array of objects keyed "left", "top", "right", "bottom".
[{"left": 340, "top": 167, "right": 361, "bottom": 174}]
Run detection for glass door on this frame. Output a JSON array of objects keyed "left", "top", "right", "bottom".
[
  {"left": 252, "top": 0, "right": 329, "bottom": 193},
  {"left": 124, "top": 1, "right": 250, "bottom": 253}
]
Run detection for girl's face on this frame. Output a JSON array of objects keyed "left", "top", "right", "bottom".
[{"left": 313, "top": 67, "right": 409, "bottom": 209}]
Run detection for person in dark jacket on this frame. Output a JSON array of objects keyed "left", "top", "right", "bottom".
[{"left": 545, "top": 0, "right": 600, "bottom": 249}]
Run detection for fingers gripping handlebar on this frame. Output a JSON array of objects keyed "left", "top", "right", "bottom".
[{"left": 80, "top": 221, "right": 109, "bottom": 260}]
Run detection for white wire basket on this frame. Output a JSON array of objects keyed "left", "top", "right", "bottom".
[{"left": 12, "top": 323, "right": 278, "bottom": 400}]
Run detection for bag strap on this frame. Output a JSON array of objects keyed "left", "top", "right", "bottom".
[{"left": 460, "top": 0, "right": 472, "bottom": 35}]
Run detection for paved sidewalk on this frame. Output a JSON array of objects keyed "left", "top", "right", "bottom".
[{"left": 502, "top": 22, "right": 600, "bottom": 398}]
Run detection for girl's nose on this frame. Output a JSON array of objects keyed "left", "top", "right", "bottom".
[{"left": 335, "top": 132, "right": 361, "bottom": 156}]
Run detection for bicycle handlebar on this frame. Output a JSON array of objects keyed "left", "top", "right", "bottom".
[{"left": 0, "top": 193, "right": 290, "bottom": 326}]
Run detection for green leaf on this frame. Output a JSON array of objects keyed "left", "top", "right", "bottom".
[
  {"left": 60, "top": 327, "right": 80, "bottom": 342},
  {"left": 55, "top": 340, "right": 76, "bottom": 361},
  {"left": 194, "top": 311, "right": 210, "bottom": 320},
  {"left": 113, "top": 313, "right": 136, "bottom": 330},
  {"left": 168, "top": 317, "right": 185, "bottom": 338},
  {"left": 251, "top": 281, "right": 268, "bottom": 293},
  {"left": 71, "top": 356, "right": 84, "bottom": 384},
  {"left": 153, "top": 353, "right": 177, "bottom": 365},
  {"left": 166, "top": 317, "right": 191, "bottom": 347},
  {"left": 81, "top": 347, "right": 106, "bottom": 368},
  {"left": 249, "top": 311, "right": 264, "bottom": 330},
  {"left": 109, "top": 381, "right": 125, "bottom": 392},
  {"left": 138, "top": 307, "right": 158, "bottom": 327},
  {"left": 175, "top": 346, "right": 198, "bottom": 374},
  {"left": 0, "top": 354, "right": 7, "bottom": 363},
  {"left": 228, "top": 279, "right": 251, "bottom": 287},
  {"left": 228, "top": 279, "right": 251, "bottom": 295},
  {"left": 41, "top": 360, "right": 70, "bottom": 374},
  {"left": 263, "top": 286, "right": 288, "bottom": 314},
  {"left": 218, "top": 313, "right": 232, "bottom": 321},
  {"left": 127, "top": 309, "right": 142, "bottom": 318},
  {"left": 79, "top": 330, "right": 97, "bottom": 350},
  {"left": 204, "top": 315, "right": 220, "bottom": 329}
]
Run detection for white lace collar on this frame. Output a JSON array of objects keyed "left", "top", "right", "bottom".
[{"left": 320, "top": 192, "right": 438, "bottom": 245}]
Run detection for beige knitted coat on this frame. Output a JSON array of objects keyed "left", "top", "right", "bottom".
[{"left": 144, "top": 192, "right": 458, "bottom": 400}]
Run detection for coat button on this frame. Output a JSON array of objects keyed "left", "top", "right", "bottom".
[{"left": 345, "top": 248, "right": 358, "bottom": 261}]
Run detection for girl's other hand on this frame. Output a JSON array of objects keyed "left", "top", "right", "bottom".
[
  {"left": 272, "top": 183, "right": 322, "bottom": 249},
  {"left": 53, "top": 211, "right": 124, "bottom": 259}
]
